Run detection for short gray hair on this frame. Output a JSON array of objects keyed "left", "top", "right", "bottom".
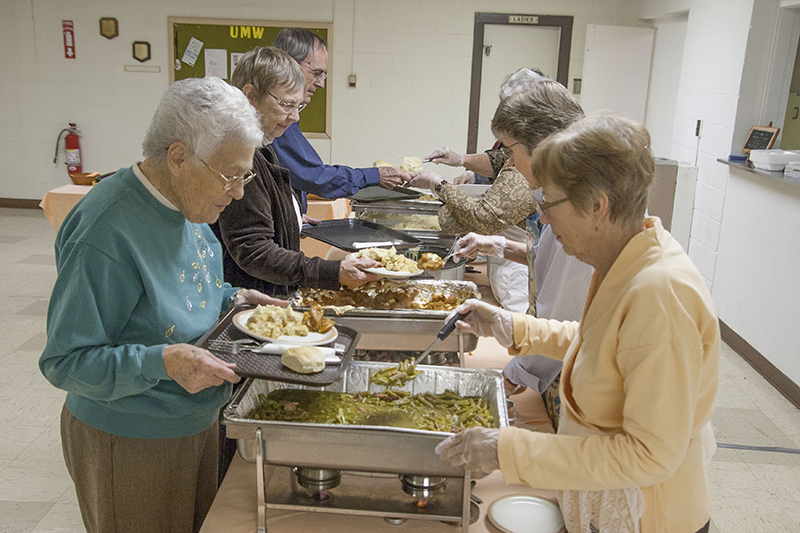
[
  {"left": 273, "top": 27, "right": 327, "bottom": 63},
  {"left": 491, "top": 80, "right": 584, "bottom": 152},
  {"left": 530, "top": 112, "right": 654, "bottom": 229},
  {"left": 230, "top": 46, "right": 305, "bottom": 100},
  {"left": 142, "top": 77, "right": 263, "bottom": 161},
  {"left": 498, "top": 68, "right": 548, "bottom": 100}
]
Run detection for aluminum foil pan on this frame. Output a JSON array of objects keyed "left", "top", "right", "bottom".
[{"left": 290, "top": 279, "right": 480, "bottom": 318}]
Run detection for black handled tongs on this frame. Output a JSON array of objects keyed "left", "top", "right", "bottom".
[{"left": 415, "top": 311, "right": 471, "bottom": 364}]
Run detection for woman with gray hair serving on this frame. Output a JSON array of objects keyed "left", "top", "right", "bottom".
[
  {"left": 214, "top": 46, "right": 380, "bottom": 297},
  {"left": 437, "top": 114, "right": 719, "bottom": 533},
  {"left": 40, "top": 76, "right": 286, "bottom": 533}
]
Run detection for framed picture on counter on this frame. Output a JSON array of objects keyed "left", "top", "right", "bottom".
[{"left": 743, "top": 125, "right": 780, "bottom": 154}]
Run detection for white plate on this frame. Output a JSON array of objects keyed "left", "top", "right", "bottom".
[
  {"left": 360, "top": 266, "right": 424, "bottom": 278},
  {"left": 487, "top": 495, "right": 565, "bottom": 533},
  {"left": 232, "top": 310, "right": 338, "bottom": 346},
  {"left": 346, "top": 253, "right": 424, "bottom": 278}
]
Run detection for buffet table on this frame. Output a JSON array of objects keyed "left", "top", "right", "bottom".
[
  {"left": 39, "top": 184, "right": 92, "bottom": 230},
  {"left": 200, "top": 331, "right": 556, "bottom": 533},
  {"left": 38, "top": 183, "right": 351, "bottom": 252}
]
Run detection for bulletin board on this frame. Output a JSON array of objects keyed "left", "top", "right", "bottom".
[{"left": 168, "top": 17, "right": 331, "bottom": 138}]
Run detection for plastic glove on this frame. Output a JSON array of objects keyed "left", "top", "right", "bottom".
[
  {"left": 446, "top": 298, "right": 514, "bottom": 347},
  {"left": 378, "top": 166, "right": 410, "bottom": 189},
  {"left": 453, "top": 171, "right": 476, "bottom": 185},
  {"left": 408, "top": 170, "right": 443, "bottom": 192},
  {"left": 435, "top": 427, "right": 500, "bottom": 475},
  {"left": 424, "top": 146, "right": 465, "bottom": 167},
  {"left": 452, "top": 232, "right": 506, "bottom": 259}
]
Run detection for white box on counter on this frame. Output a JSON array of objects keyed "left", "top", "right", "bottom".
[{"left": 749, "top": 149, "right": 800, "bottom": 171}]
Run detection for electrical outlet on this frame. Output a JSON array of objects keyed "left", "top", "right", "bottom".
[{"left": 348, "top": 74, "right": 357, "bottom": 88}]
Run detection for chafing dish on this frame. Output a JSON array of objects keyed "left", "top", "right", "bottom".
[
  {"left": 290, "top": 279, "right": 480, "bottom": 354},
  {"left": 223, "top": 362, "right": 508, "bottom": 531}
]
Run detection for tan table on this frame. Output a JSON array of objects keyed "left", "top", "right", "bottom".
[
  {"left": 38, "top": 182, "right": 351, "bottom": 251},
  {"left": 39, "top": 184, "right": 93, "bottom": 230},
  {"left": 200, "top": 331, "right": 556, "bottom": 533}
]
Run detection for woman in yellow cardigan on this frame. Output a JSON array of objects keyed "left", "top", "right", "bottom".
[{"left": 436, "top": 113, "right": 719, "bottom": 533}]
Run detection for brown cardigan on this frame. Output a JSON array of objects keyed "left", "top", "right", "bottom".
[{"left": 213, "top": 145, "right": 340, "bottom": 297}]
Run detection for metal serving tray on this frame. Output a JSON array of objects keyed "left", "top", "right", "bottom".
[
  {"left": 223, "top": 362, "right": 507, "bottom": 476},
  {"left": 196, "top": 305, "right": 360, "bottom": 386},
  {"left": 348, "top": 185, "right": 422, "bottom": 203},
  {"left": 351, "top": 198, "right": 443, "bottom": 218},
  {"left": 301, "top": 218, "right": 420, "bottom": 252}
]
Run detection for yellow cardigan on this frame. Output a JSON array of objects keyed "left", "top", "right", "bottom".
[{"left": 497, "top": 218, "right": 719, "bottom": 533}]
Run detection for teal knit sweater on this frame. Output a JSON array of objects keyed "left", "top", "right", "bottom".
[{"left": 40, "top": 166, "right": 236, "bottom": 438}]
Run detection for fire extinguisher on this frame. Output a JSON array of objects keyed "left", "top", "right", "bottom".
[{"left": 53, "top": 123, "right": 82, "bottom": 174}]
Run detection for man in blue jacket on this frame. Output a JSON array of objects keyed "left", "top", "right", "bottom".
[{"left": 273, "top": 28, "right": 410, "bottom": 211}]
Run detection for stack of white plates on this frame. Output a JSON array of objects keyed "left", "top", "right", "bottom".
[{"left": 487, "top": 495, "right": 565, "bottom": 533}]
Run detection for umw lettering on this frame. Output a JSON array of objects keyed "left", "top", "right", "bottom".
[{"left": 229, "top": 26, "right": 265, "bottom": 39}]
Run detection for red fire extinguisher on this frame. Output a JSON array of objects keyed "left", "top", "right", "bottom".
[{"left": 54, "top": 123, "right": 82, "bottom": 174}]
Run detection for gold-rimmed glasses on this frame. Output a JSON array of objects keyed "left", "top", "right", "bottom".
[
  {"left": 198, "top": 157, "right": 255, "bottom": 191},
  {"left": 532, "top": 188, "right": 570, "bottom": 213},
  {"left": 267, "top": 92, "right": 307, "bottom": 114},
  {"left": 500, "top": 141, "right": 520, "bottom": 158}
]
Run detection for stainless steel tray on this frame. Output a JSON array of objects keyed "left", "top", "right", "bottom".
[
  {"left": 223, "top": 362, "right": 507, "bottom": 476},
  {"left": 351, "top": 200, "right": 442, "bottom": 217}
]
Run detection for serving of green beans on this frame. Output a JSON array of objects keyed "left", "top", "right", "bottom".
[
  {"left": 369, "top": 358, "right": 422, "bottom": 387},
  {"left": 247, "top": 388, "right": 494, "bottom": 433}
]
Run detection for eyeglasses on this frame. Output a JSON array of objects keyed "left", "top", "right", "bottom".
[
  {"left": 198, "top": 157, "right": 255, "bottom": 191},
  {"left": 500, "top": 141, "right": 520, "bottom": 158},
  {"left": 532, "top": 188, "right": 570, "bottom": 213},
  {"left": 301, "top": 62, "right": 328, "bottom": 81},
  {"left": 267, "top": 92, "right": 307, "bottom": 114}
]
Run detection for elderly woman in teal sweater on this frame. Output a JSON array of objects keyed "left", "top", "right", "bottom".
[{"left": 40, "top": 77, "right": 285, "bottom": 533}]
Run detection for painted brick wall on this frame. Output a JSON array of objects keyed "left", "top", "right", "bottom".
[{"left": 0, "top": 0, "right": 647, "bottom": 200}]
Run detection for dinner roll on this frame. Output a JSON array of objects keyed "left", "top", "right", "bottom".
[{"left": 281, "top": 346, "right": 325, "bottom": 374}]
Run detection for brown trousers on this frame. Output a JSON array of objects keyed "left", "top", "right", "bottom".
[{"left": 61, "top": 404, "right": 219, "bottom": 533}]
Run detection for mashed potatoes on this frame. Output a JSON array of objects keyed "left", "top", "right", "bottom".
[
  {"left": 355, "top": 246, "right": 419, "bottom": 273},
  {"left": 398, "top": 156, "right": 423, "bottom": 172},
  {"left": 246, "top": 305, "right": 309, "bottom": 338}
]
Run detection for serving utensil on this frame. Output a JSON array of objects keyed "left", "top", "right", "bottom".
[
  {"left": 415, "top": 311, "right": 471, "bottom": 364},
  {"left": 208, "top": 338, "right": 343, "bottom": 361},
  {"left": 440, "top": 238, "right": 460, "bottom": 266}
]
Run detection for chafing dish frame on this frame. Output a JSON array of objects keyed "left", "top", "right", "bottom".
[{"left": 223, "top": 362, "right": 508, "bottom": 532}]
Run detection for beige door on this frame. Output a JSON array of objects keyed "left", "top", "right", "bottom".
[{"left": 477, "top": 24, "right": 561, "bottom": 152}]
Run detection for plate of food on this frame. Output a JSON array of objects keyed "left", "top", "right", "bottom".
[
  {"left": 349, "top": 247, "right": 424, "bottom": 278},
  {"left": 232, "top": 305, "right": 338, "bottom": 346}
]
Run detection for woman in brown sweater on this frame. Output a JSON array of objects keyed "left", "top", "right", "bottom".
[{"left": 215, "top": 47, "right": 379, "bottom": 297}]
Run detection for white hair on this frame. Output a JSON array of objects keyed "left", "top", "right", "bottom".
[
  {"left": 498, "top": 68, "right": 550, "bottom": 100},
  {"left": 142, "top": 76, "right": 263, "bottom": 161}
]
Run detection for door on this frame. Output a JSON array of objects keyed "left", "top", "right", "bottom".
[
  {"left": 467, "top": 13, "right": 573, "bottom": 153},
  {"left": 580, "top": 24, "right": 655, "bottom": 123},
  {"left": 476, "top": 24, "right": 561, "bottom": 152}
]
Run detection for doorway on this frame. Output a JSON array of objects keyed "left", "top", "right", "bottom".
[{"left": 467, "top": 12, "right": 573, "bottom": 153}]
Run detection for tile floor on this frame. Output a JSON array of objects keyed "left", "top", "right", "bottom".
[{"left": 1, "top": 206, "right": 799, "bottom": 532}]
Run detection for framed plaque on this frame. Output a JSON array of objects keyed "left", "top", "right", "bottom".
[
  {"left": 99, "top": 17, "right": 118, "bottom": 39},
  {"left": 132, "top": 41, "right": 151, "bottom": 62}
]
